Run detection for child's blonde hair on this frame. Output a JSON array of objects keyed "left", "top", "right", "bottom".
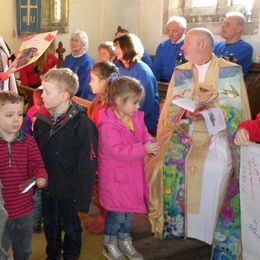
[
  {"left": 0, "top": 91, "right": 24, "bottom": 106},
  {"left": 41, "top": 68, "right": 79, "bottom": 97},
  {"left": 108, "top": 76, "right": 144, "bottom": 106}
]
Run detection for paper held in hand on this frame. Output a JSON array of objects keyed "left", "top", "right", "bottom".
[
  {"left": 6, "top": 31, "right": 57, "bottom": 75},
  {"left": 20, "top": 179, "right": 36, "bottom": 194},
  {"left": 172, "top": 93, "right": 219, "bottom": 112}
]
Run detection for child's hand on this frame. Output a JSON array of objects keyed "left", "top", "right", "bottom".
[
  {"left": 145, "top": 140, "right": 160, "bottom": 156},
  {"left": 235, "top": 128, "right": 250, "bottom": 146},
  {"left": 36, "top": 177, "right": 47, "bottom": 188}
]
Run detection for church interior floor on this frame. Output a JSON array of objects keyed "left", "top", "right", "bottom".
[
  {"left": 28, "top": 214, "right": 211, "bottom": 259},
  {"left": 30, "top": 213, "right": 150, "bottom": 260},
  {"left": 32, "top": 230, "right": 105, "bottom": 260}
]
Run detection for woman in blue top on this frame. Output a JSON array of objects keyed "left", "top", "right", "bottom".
[
  {"left": 115, "top": 26, "right": 153, "bottom": 68},
  {"left": 64, "top": 30, "right": 94, "bottom": 100},
  {"left": 114, "top": 33, "right": 159, "bottom": 135}
]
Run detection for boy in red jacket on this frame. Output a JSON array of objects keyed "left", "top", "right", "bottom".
[{"left": 235, "top": 113, "right": 260, "bottom": 145}]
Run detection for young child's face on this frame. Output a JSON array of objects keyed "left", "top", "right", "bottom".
[
  {"left": 90, "top": 71, "right": 107, "bottom": 95},
  {"left": 98, "top": 48, "right": 111, "bottom": 62},
  {"left": 0, "top": 101, "right": 23, "bottom": 139},
  {"left": 41, "top": 80, "right": 66, "bottom": 111},
  {"left": 117, "top": 95, "right": 142, "bottom": 117}
]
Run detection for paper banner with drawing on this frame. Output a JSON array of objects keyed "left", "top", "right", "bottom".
[
  {"left": 240, "top": 143, "right": 260, "bottom": 260},
  {"left": 7, "top": 30, "right": 57, "bottom": 74}
]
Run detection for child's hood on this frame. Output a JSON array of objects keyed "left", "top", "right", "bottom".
[
  {"left": 97, "top": 107, "right": 140, "bottom": 129},
  {"left": 97, "top": 107, "right": 146, "bottom": 134}
]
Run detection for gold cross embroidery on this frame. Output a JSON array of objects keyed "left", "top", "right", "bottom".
[
  {"left": 189, "top": 164, "right": 198, "bottom": 175},
  {"left": 164, "top": 186, "right": 172, "bottom": 195},
  {"left": 20, "top": 0, "right": 38, "bottom": 26}
]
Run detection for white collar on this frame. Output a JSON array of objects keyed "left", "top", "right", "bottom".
[
  {"left": 194, "top": 59, "right": 211, "bottom": 70},
  {"left": 194, "top": 59, "right": 212, "bottom": 83},
  {"left": 171, "top": 34, "right": 185, "bottom": 44},
  {"left": 72, "top": 51, "right": 85, "bottom": 58}
]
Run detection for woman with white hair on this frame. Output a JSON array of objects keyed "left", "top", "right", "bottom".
[{"left": 64, "top": 30, "right": 94, "bottom": 100}]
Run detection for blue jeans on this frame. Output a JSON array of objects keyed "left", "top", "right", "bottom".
[
  {"left": 2, "top": 212, "right": 33, "bottom": 260},
  {"left": 42, "top": 191, "right": 82, "bottom": 260},
  {"left": 33, "top": 189, "right": 42, "bottom": 229},
  {"left": 104, "top": 211, "right": 133, "bottom": 244}
]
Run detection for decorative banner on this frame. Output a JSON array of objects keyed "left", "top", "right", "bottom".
[
  {"left": 7, "top": 31, "right": 57, "bottom": 74},
  {"left": 240, "top": 143, "right": 260, "bottom": 260},
  {"left": 16, "top": 0, "right": 41, "bottom": 36}
]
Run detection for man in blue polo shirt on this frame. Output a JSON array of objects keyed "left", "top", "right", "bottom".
[
  {"left": 214, "top": 11, "right": 253, "bottom": 77},
  {"left": 152, "top": 16, "right": 186, "bottom": 82}
]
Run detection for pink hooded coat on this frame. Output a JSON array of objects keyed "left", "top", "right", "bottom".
[{"left": 97, "top": 107, "right": 153, "bottom": 213}]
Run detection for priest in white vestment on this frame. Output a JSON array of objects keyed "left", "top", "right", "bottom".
[{"left": 148, "top": 28, "right": 250, "bottom": 259}]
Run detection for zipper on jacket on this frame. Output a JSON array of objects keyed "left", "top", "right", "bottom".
[
  {"left": 90, "top": 144, "right": 96, "bottom": 160},
  {"left": 7, "top": 142, "right": 12, "bottom": 167}
]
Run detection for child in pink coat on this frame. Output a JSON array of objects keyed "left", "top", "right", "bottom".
[{"left": 97, "top": 76, "right": 159, "bottom": 260}]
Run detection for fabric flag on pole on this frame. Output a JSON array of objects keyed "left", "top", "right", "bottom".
[
  {"left": 7, "top": 31, "right": 57, "bottom": 74},
  {"left": 240, "top": 143, "right": 260, "bottom": 260}
]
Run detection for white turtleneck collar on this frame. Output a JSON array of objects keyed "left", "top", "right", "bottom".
[{"left": 194, "top": 59, "right": 212, "bottom": 83}]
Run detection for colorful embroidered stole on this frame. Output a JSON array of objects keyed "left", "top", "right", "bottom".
[
  {"left": 212, "top": 67, "right": 247, "bottom": 259},
  {"left": 162, "top": 69, "right": 193, "bottom": 239}
]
